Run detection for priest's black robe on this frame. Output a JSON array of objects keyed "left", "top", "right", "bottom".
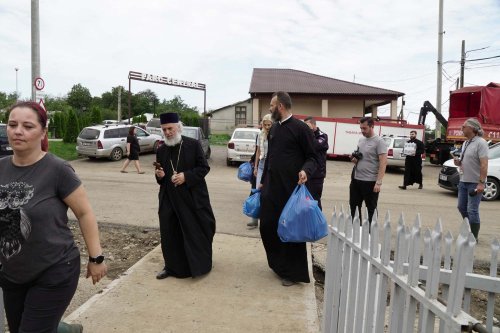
[
  {"left": 260, "top": 116, "right": 318, "bottom": 283},
  {"left": 156, "top": 136, "right": 216, "bottom": 278},
  {"left": 403, "top": 138, "right": 425, "bottom": 186}
]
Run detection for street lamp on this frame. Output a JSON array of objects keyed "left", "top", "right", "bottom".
[{"left": 15, "top": 67, "right": 19, "bottom": 100}]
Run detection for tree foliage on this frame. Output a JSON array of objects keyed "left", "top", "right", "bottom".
[
  {"left": 0, "top": 91, "right": 18, "bottom": 111},
  {"left": 63, "top": 109, "right": 80, "bottom": 143},
  {"left": 52, "top": 112, "right": 66, "bottom": 139},
  {"left": 90, "top": 106, "right": 102, "bottom": 125},
  {"left": 67, "top": 84, "right": 92, "bottom": 111}
]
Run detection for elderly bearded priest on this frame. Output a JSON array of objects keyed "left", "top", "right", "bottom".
[{"left": 154, "top": 112, "right": 216, "bottom": 279}]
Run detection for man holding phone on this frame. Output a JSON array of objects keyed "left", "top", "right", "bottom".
[{"left": 454, "top": 118, "right": 489, "bottom": 241}]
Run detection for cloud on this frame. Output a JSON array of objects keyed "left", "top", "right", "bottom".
[{"left": 0, "top": 0, "right": 499, "bottom": 125}]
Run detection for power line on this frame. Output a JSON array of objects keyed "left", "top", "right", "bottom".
[{"left": 467, "top": 54, "right": 500, "bottom": 62}]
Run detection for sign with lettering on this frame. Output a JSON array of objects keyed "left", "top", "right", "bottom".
[{"left": 128, "top": 71, "right": 206, "bottom": 91}]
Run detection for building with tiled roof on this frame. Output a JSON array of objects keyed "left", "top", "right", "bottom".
[
  {"left": 208, "top": 68, "right": 404, "bottom": 134},
  {"left": 249, "top": 68, "right": 404, "bottom": 124}
]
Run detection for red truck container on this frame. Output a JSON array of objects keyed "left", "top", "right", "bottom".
[{"left": 420, "top": 82, "right": 500, "bottom": 165}]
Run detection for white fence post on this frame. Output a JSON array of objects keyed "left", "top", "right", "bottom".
[
  {"left": 322, "top": 205, "right": 497, "bottom": 333},
  {"left": 486, "top": 238, "right": 499, "bottom": 332}
]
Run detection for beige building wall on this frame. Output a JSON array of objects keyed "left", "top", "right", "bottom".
[
  {"left": 328, "top": 100, "right": 365, "bottom": 118},
  {"left": 209, "top": 100, "right": 253, "bottom": 135}
]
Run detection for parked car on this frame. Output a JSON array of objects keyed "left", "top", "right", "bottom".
[
  {"left": 76, "top": 124, "right": 163, "bottom": 161},
  {"left": 0, "top": 124, "right": 13, "bottom": 157},
  {"left": 183, "top": 126, "right": 211, "bottom": 159},
  {"left": 146, "top": 118, "right": 211, "bottom": 159},
  {"left": 145, "top": 118, "right": 162, "bottom": 136},
  {"left": 438, "top": 142, "right": 500, "bottom": 201},
  {"left": 382, "top": 135, "right": 426, "bottom": 168},
  {"left": 226, "top": 127, "right": 260, "bottom": 166}
]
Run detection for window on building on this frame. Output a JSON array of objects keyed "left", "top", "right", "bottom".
[{"left": 235, "top": 106, "right": 247, "bottom": 125}]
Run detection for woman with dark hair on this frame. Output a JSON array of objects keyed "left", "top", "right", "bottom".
[
  {"left": 120, "top": 126, "right": 145, "bottom": 174},
  {"left": 0, "top": 101, "right": 107, "bottom": 333}
]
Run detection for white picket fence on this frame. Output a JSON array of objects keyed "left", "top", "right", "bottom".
[{"left": 322, "top": 206, "right": 500, "bottom": 333}]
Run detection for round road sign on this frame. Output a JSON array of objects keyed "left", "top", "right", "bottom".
[{"left": 34, "top": 77, "right": 45, "bottom": 91}]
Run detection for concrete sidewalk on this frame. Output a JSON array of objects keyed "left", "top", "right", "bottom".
[{"left": 64, "top": 233, "right": 319, "bottom": 333}]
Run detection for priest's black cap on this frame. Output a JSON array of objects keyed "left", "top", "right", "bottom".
[{"left": 160, "top": 112, "right": 179, "bottom": 124}]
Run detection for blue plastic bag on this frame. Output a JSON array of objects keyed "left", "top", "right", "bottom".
[
  {"left": 237, "top": 162, "right": 253, "bottom": 182},
  {"left": 243, "top": 189, "right": 260, "bottom": 218},
  {"left": 278, "top": 185, "right": 328, "bottom": 242}
]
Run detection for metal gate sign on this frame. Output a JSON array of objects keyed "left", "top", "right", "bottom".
[{"left": 128, "top": 71, "right": 206, "bottom": 91}]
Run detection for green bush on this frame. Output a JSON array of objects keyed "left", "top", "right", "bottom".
[
  {"left": 63, "top": 109, "right": 80, "bottom": 143},
  {"left": 179, "top": 111, "right": 201, "bottom": 127},
  {"left": 90, "top": 106, "right": 102, "bottom": 125},
  {"left": 52, "top": 112, "right": 65, "bottom": 138}
]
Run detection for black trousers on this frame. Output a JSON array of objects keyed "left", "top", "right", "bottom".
[
  {"left": 306, "top": 179, "right": 324, "bottom": 210},
  {"left": 0, "top": 255, "right": 80, "bottom": 333},
  {"left": 349, "top": 179, "right": 379, "bottom": 224}
]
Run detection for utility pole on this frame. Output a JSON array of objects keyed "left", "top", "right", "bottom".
[
  {"left": 117, "top": 87, "right": 122, "bottom": 121},
  {"left": 435, "top": 0, "right": 444, "bottom": 140},
  {"left": 31, "top": 0, "right": 41, "bottom": 101},
  {"left": 460, "top": 40, "right": 465, "bottom": 88}
]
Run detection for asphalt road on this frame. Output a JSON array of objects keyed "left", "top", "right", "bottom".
[{"left": 69, "top": 145, "right": 499, "bottom": 262}]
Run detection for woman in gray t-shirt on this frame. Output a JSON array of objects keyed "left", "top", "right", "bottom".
[{"left": 0, "top": 102, "right": 107, "bottom": 333}]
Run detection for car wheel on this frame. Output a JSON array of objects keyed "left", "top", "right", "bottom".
[
  {"left": 205, "top": 147, "right": 211, "bottom": 160},
  {"left": 226, "top": 158, "right": 232, "bottom": 166},
  {"left": 110, "top": 147, "right": 123, "bottom": 161},
  {"left": 153, "top": 141, "right": 159, "bottom": 153},
  {"left": 482, "top": 177, "right": 499, "bottom": 201}
]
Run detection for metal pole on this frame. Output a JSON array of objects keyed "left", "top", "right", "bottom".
[
  {"left": 435, "top": 0, "right": 444, "bottom": 139},
  {"left": 128, "top": 77, "right": 131, "bottom": 124},
  {"left": 117, "top": 86, "right": 122, "bottom": 121},
  {"left": 15, "top": 68, "right": 19, "bottom": 100},
  {"left": 31, "top": 0, "right": 41, "bottom": 101},
  {"left": 460, "top": 40, "right": 465, "bottom": 88},
  {"left": 204, "top": 89, "right": 206, "bottom": 114}
]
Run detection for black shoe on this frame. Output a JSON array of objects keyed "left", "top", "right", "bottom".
[
  {"left": 246, "top": 220, "right": 258, "bottom": 227},
  {"left": 398, "top": 186, "right": 407, "bottom": 190},
  {"left": 156, "top": 269, "right": 169, "bottom": 279},
  {"left": 57, "top": 322, "right": 83, "bottom": 333},
  {"left": 281, "top": 278, "right": 296, "bottom": 287},
  {"left": 418, "top": 184, "right": 423, "bottom": 189}
]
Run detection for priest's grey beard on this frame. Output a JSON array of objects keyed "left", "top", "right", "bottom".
[{"left": 165, "top": 132, "right": 182, "bottom": 146}]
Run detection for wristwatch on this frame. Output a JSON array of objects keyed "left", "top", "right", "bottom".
[
  {"left": 479, "top": 179, "right": 486, "bottom": 184},
  {"left": 376, "top": 180, "right": 383, "bottom": 185},
  {"left": 89, "top": 254, "right": 105, "bottom": 264}
]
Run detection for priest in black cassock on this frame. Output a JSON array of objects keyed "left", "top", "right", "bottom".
[
  {"left": 399, "top": 130, "right": 425, "bottom": 190},
  {"left": 259, "top": 91, "right": 318, "bottom": 287},
  {"left": 154, "top": 112, "right": 216, "bottom": 279}
]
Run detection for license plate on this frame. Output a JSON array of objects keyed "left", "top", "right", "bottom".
[
  {"left": 82, "top": 142, "right": 92, "bottom": 146},
  {"left": 240, "top": 155, "right": 248, "bottom": 160},
  {"left": 439, "top": 174, "right": 447, "bottom": 181}
]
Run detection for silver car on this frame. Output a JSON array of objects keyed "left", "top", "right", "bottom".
[
  {"left": 226, "top": 127, "right": 260, "bottom": 166},
  {"left": 382, "top": 136, "right": 409, "bottom": 168},
  {"left": 76, "top": 125, "right": 163, "bottom": 161},
  {"left": 146, "top": 118, "right": 211, "bottom": 159}
]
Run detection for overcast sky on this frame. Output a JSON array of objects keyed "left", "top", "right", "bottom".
[{"left": 1, "top": 0, "right": 499, "bottom": 126}]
